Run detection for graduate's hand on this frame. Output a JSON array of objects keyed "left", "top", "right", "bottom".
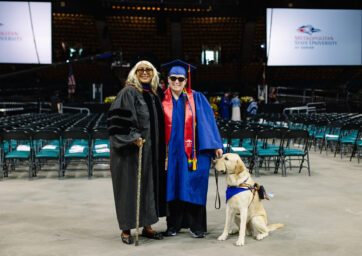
[
  {"left": 134, "top": 137, "right": 145, "bottom": 147},
  {"left": 214, "top": 148, "right": 223, "bottom": 158}
]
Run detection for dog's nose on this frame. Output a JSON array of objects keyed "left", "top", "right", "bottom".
[{"left": 216, "top": 169, "right": 226, "bottom": 174}]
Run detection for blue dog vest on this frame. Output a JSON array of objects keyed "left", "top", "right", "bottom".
[{"left": 226, "top": 186, "right": 251, "bottom": 202}]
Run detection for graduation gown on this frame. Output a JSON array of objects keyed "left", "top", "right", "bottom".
[
  {"left": 220, "top": 97, "right": 231, "bottom": 120},
  {"left": 166, "top": 91, "right": 223, "bottom": 206},
  {"left": 108, "top": 85, "right": 166, "bottom": 231}
]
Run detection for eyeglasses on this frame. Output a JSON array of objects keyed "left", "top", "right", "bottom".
[
  {"left": 169, "top": 76, "right": 186, "bottom": 82},
  {"left": 136, "top": 67, "right": 153, "bottom": 74}
]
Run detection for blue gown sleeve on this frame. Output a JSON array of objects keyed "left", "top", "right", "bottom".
[{"left": 194, "top": 91, "right": 223, "bottom": 151}]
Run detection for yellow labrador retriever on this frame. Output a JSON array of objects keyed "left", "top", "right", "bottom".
[{"left": 214, "top": 153, "right": 284, "bottom": 246}]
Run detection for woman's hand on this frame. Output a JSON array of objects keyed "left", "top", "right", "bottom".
[
  {"left": 214, "top": 148, "right": 223, "bottom": 158},
  {"left": 134, "top": 138, "right": 145, "bottom": 147}
]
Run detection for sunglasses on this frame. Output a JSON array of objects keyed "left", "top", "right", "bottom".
[
  {"left": 136, "top": 68, "right": 153, "bottom": 74},
  {"left": 169, "top": 76, "right": 186, "bottom": 82}
]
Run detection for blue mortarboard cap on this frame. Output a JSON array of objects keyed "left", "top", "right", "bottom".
[{"left": 161, "top": 59, "right": 196, "bottom": 76}]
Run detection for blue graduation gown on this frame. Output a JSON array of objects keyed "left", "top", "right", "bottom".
[
  {"left": 220, "top": 97, "right": 231, "bottom": 120},
  {"left": 166, "top": 91, "right": 223, "bottom": 206}
]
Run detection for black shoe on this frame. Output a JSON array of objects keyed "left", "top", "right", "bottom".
[
  {"left": 121, "top": 233, "right": 134, "bottom": 245},
  {"left": 163, "top": 228, "right": 177, "bottom": 237},
  {"left": 141, "top": 229, "right": 164, "bottom": 240},
  {"left": 190, "top": 230, "right": 205, "bottom": 238}
]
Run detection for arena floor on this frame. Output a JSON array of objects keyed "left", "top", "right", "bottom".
[{"left": 1, "top": 151, "right": 361, "bottom": 256}]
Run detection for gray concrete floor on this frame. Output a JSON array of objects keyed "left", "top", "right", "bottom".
[{"left": 1, "top": 152, "right": 362, "bottom": 256}]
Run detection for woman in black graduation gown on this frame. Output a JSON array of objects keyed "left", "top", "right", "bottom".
[{"left": 107, "top": 60, "right": 166, "bottom": 244}]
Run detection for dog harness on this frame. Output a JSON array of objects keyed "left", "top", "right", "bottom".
[
  {"left": 225, "top": 186, "right": 252, "bottom": 202},
  {"left": 225, "top": 177, "right": 253, "bottom": 202}
]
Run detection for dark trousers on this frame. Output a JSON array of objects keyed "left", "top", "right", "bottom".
[{"left": 166, "top": 200, "right": 207, "bottom": 232}]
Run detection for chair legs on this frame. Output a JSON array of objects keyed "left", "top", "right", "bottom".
[
  {"left": 248, "top": 157, "right": 254, "bottom": 173},
  {"left": 281, "top": 154, "right": 311, "bottom": 176},
  {"left": 320, "top": 139, "right": 325, "bottom": 154},
  {"left": 0, "top": 164, "right": 3, "bottom": 180},
  {"left": 88, "top": 154, "right": 92, "bottom": 178},
  {"left": 298, "top": 156, "right": 305, "bottom": 173},
  {"left": 60, "top": 158, "right": 66, "bottom": 178},
  {"left": 253, "top": 156, "right": 282, "bottom": 177},
  {"left": 28, "top": 164, "right": 33, "bottom": 179},
  {"left": 350, "top": 144, "right": 356, "bottom": 162},
  {"left": 254, "top": 157, "right": 260, "bottom": 177},
  {"left": 306, "top": 153, "right": 311, "bottom": 176},
  {"left": 58, "top": 158, "right": 62, "bottom": 178},
  {"left": 281, "top": 156, "right": 286, "bottom": 177}
]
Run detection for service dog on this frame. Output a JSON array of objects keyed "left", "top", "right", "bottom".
[{"left": 214, "top": 153, "right": 284, "bottom": 246}]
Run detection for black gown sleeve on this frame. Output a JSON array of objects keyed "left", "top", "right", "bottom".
[{"left": 107, "top": 86, "right": 141, "bottom": 149}]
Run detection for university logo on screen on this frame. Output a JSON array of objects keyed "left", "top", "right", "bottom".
[
  {"left": 0, "top": 23, "right": 22, "bottom": 41},
  {"left": 297, "top": 25, "right": 321, "bottom": 35},
  {"left": 294, "top": 25, "right": 337, "bottom": 50}
]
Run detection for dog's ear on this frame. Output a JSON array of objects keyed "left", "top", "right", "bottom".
[{"left": 235, "top": 158, "right": 247, "bottom": 175}]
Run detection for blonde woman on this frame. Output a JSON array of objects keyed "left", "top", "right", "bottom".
[{"left": 108, "top": 60, "right": 166, "bottom": 244}]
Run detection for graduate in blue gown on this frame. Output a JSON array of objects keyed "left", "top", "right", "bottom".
[
  {"left": 161, "top": 59, "right": 223, "bottom": 238},
  {"left": 220, "top": 92, "right": 231, "bottom": 120}
]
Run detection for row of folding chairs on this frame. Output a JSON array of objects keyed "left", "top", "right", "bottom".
[
  {"left": 220, "top": 128, "right": 311, "bottom": 177},
  {"left": 0, "top": 128, "right": 109, "bottom": 180},
  {"left": 220, "top": 113, "right": 362, "bottom": 163},
  {"left": 286, "top": 117, "right": 362, "bottom": 162}
]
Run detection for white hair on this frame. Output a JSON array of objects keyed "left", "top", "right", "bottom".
[{"left": 125, "top": 60, "right": 159, "bottom": 93}]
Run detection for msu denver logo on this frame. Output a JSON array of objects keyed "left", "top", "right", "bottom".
[{"left": 297, "top": 25, "right": 321, "bottom": 35}]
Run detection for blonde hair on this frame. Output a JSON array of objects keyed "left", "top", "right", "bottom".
[{"left": 125, "top": 60, "right": 159, "bottom": 93}]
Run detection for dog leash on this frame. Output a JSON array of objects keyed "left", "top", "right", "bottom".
[{"left": 214, "top": 167, "right": 221, "bottom": 209}]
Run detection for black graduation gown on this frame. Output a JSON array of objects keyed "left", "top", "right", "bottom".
[{"left": 108, "top": 85, "right": 166, "bottom": 231}]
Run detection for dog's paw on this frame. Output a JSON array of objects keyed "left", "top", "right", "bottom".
[
  {"left": 235, "top": 238, "right": 245, "bottom": 246},
  {"left": 255, "top": 233, "right": 268, "bottom": 240},
  {"left": 217, "top": 233, "right": 228, "bottom": 241},
  {"left": 228, "top": 227, "right": 239, "bottom": 235}
]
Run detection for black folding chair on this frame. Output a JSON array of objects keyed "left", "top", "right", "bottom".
[
  {"left": 281, "top": 130, "right": 310, "bottom": 176},
  {"left": 254, "top": 129, "right": 284, "bottom": 177},
  {"left": 219, "top": 128, "right": 230, "bottom": 153},
  {"left": 33, "top": 129, "right": 62, "bottom": 177},
  {"left": 61, "top": 129, "right": 91, "bottom": 178},
  {"left": 1, "top": 129, "right": 35, "bottom": 179},
  {"left": 229, "top": 129, "right": 256, "bottom": 172},
  {"left": 91, "top": 128, "right": 110, "bottom": 176}
]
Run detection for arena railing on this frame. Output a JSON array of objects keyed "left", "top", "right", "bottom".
[{"left": 283, "top": 106, "right": 316, "bottom": 116}]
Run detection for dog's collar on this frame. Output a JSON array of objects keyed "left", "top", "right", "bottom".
[
  {"left": 227, "top": 178, "right": 249, "bottom": 189},
  {"left": 232, "top": 177, "right": 249, "bottom": 188}
]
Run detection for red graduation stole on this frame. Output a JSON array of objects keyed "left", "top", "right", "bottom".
[{"left": 162, "top": 87, "right": 197, "bottom": 170}]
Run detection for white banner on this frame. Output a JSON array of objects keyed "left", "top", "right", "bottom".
[
  {"left": 267, "top": 8, "right": 362, "bottom": 66},
  {"left": 0, "top": 1, "right": 52, "bottom": 64}
]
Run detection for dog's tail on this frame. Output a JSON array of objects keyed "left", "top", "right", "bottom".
[{"left": 267, "top": 223, "right": 284, "bottom": 232}]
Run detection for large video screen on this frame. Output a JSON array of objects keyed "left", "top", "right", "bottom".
[
  {"left": 0, "top": 1, "right": 52, "bottom": 64},
  {"left": 267, "top": 8, "right": 362, "bottom": 66}
]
